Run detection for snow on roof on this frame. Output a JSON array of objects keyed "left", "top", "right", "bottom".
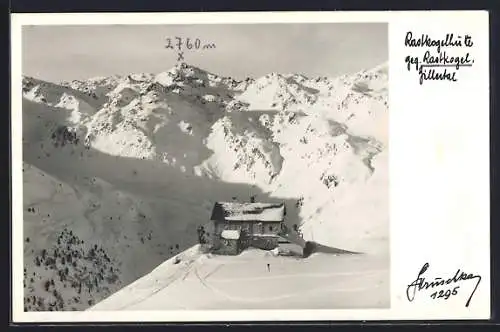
[
  {"left": 221, "top": 229, "right": 240, "bottom": 240},
  {"left": 210, "top": 202, "right": 285, "bottom": 222}
]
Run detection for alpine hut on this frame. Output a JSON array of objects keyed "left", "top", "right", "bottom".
[{"left": 210, "top": 202, "right": 286, "bottom": 255}]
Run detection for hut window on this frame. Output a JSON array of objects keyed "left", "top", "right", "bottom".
[{"left": 269, "top": 225, "right": 273, "bottom": 231}]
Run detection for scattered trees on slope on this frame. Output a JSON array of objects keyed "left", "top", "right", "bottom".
[
  {"left": 24, "top": 228, "right": 121, "bottom": 311},
  {"left": 51, "top": 125, "right": 79, "bottom": 148}
]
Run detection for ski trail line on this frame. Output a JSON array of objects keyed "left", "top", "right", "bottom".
[
  {"left": 113, "top": 260, "right": 196, "bottom": 310},
  {"left": 193, "top": 266, "right": 384, "bottom": 304},
  {"left": 203, "top": 264, "right": 225, "bottom": 280},
  {"left": 208, "top": 268, "right": 386, "bottom": 283}
]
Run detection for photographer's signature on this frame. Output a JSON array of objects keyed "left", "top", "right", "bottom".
[{"left": 406, "top": 263, "right": 482, "bottom": 307}]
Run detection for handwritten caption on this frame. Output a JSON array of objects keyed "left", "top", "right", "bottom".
[
  {"left": 406, "top": 263, "right": 482, "bottom": 308},
  {"left": 404, "top": 32, "right": 475, "bottom": 85},
  {"left": 165, "top": 37, "right": 217, "bottom": 62}
]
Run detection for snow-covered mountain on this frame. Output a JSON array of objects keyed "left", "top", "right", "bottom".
[{"left": 22, "top": 61, "right": 389, "bottom": 311}]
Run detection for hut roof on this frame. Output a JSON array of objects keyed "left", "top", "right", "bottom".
[{"left": 210, "top": 202, "right": 286, "bottom": 222}]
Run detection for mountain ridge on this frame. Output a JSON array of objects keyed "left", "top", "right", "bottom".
[{"left": 22, "top": 61, "right": 388, "bottom": 311}]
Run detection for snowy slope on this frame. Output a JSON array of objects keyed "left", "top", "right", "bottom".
[
  {"left": 90, "top": 247, "right": 389, "bottom": 310},
  {"left": 22, "top": 61, "right": 389, "bottom": 311},
  {"left": 22, "top": 159, "right": 192, "bottom": 311}
]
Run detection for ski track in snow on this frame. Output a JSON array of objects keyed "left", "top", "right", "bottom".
[
  {"left": 204, "top": 268, "right": 385, "bottom": 283},
  {"left": 114, "top": 260, "right": 197, "bottom": 310},
  {"left": 106, "top": 251, "right": 388, "bottom": 310},
  {"left": 193, "top": 269, "right": 381, "bottom": 304}
]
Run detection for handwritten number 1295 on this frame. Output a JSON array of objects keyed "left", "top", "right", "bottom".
[{"left": 430, "top": 286, "right": 460, "bottom": 300}]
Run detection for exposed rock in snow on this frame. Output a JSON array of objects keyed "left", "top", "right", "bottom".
[
  {"left": 177, "top": 121, "right": 193, "bottom": 135},
  {"left": 237, "top": 73, "right": 318, "bottom": 111}
]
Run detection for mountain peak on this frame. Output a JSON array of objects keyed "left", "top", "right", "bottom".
[
  {"left": 174, "top": 62, "right": 196, "bottom": 71},
  {"left": 168, "top": 62, "right": 212, "bottom": 77}
]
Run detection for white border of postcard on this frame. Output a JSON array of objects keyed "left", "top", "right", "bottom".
[{"left": 11, "top": 11, "right": 490, "bottom": 322}]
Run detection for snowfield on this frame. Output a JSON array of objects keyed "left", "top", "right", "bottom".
[
  {"left": 90, "top": 247, "right": 389, "bottom": 310},
  {"left": 22, "top": 62, "right": 389, "bottom": 311}
]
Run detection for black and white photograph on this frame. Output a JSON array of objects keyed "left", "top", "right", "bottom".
[
  {"left": 19, "top": 22, "right": 390, "bottom": 312},
  {"left": 11, "top": 9, "right": 497, "bottom": 326}
]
